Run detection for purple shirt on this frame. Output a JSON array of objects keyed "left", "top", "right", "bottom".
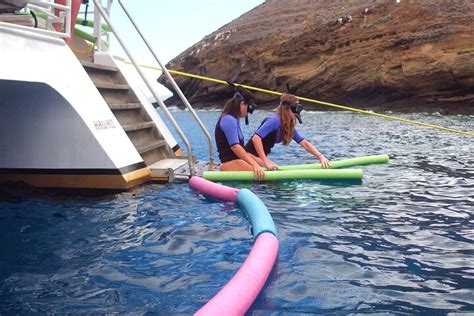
[
  {"left": 255, "top": 114, "right": 304, "bottom": 144},
  {"left": 219, "top": 114, "right": 244, "bottom": 146}
]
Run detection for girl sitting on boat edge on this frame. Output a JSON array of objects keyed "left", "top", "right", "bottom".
[{"left": 214, "top": 86, "right": 265, "bottom": 180}]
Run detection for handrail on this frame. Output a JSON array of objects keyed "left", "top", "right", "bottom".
[
  {"left": 31, "top": 0, "right": 71, "bottom": 37},
  {"left": 92, "top": 0, "right": 111, "bottom": 53},
  {"left": 117, "top": 0, "right": 215, "bottom": 167},
  {"left": 28, "top": 0, "right": 70, "bottom": 11},
  {"left": 0, "top": 20, "right": 69, "bottom": 38},
  {"left": 91, "top": 0, "right": 196, "bottom": 175},
  {"left": 0, "top": 0, "right": 72, "bottom": 39}
]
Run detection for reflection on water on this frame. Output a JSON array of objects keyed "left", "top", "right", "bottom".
[{"left": 0, "top": 111, "right": 473, "bottom": 313}]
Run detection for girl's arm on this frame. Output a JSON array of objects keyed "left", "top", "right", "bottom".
[
  {"left": 299, "top": 139, "right": 330, "bottom": 168},
  {"left": 220, "top": 115, "right": 265, "bottom": 179},
  {"left": 230, "top": 144, "right": 265, "bottom": 179},
  {"left": 252, "top": 135, "right": 279, "bottom": 170}
]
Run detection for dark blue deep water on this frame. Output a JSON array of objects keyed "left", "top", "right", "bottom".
[{"left": 1, "top": 110, "right": 473, "bottom": 314}]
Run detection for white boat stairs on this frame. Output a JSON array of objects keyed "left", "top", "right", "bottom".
[
  {"left": 87, "top": 0, "right": 215, "bottom": 183},
  {"left": 80, "top": 60, "right": 186, "bottom": 182}
]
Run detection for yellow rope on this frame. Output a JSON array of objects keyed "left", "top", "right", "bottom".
[
  {"left": 131, "top": 62, "right": 474, "bottom": 137},
  {"left": 71, "top": 43, "right": 94, "bottom": 56}
]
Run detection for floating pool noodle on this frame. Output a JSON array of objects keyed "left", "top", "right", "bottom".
[
  {"left": 236, "top": 189, "right": 277, "bottom": 237},
  {"left": 203, "top": 168, "right": 363, "bottom": 182},
  {"left": 195, "top": 233, "right": 278, "bottom": 316},
  {"left": 277, "top": 154, "right": 389, "bottom": 171},
  {"left": 189, "top": 176, "right": 238, "bottom": 202},
  {"left": 189, "top": 176, "right": 278, "bottom": 315}
]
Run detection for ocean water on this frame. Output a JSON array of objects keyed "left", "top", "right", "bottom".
[{"left": 0, "top": 110, "right": 473, "bottom": 314}]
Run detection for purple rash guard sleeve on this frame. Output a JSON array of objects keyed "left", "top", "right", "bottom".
[
  {"left": 293, "top": 129, "right": 304, "bottom": 143},
  {"left": 220, "top": 115, "right": 242, "bottom": 146}
]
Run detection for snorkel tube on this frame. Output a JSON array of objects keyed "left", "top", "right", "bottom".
[
  {"left": 245, "top": 100, "right": 257, "bottom": 125},
  {"left": 227, "top": 81, "right": 257, "bottom": 125}
]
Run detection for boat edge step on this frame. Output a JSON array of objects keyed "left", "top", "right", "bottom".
[
  {"left": 123, "top": 122, "right": 155, "bottom": 132},
  {"left": 109, "top": 103, "right": 142, "bottom": 110},
  {"left": 95, "top": 82, "right": 130, "bottom": 90},
  {"left": 137, "top": 140, "right": 167, "bottom": 154},
  {"left": 81, "top": 60, "right": 119, "bottom": 72}
]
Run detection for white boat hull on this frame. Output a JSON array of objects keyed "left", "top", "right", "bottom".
[{"left": 0, "top": 26, "right": 151, "bottom": 189}]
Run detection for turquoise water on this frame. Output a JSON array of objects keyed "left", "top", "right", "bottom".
[{"left": 1, "top": 110, "right": 473, "bottom": 313}]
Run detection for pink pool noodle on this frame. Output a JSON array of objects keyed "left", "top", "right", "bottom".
[
  {"left": 195, "top": 232, "right": 279, "bottom": 316},
  {"left": 189, "top": 176, "right": 238, "bottom": 202}
]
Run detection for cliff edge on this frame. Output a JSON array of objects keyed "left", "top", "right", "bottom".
[{"left": 159, "top": 0, "right": 474, "bottom": 113}]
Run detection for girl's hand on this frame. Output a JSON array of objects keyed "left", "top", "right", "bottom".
[
  {"left": 252, "top": 163, "right": 265, "bottom": 180},
  {"left": 318, "top": 154, "right": 330, "bottom": 169},
  {"left": 264, "top": 159, "right": 279, "bottom": 171}
]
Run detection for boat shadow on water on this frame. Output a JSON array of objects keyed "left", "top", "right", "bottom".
[{"left": 0, "top": 181, "right": 129, "bottom": 201}]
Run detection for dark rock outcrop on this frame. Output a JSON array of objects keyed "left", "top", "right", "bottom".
[{"left": 159, "top": 0, "right": 474, "bottom": 113}]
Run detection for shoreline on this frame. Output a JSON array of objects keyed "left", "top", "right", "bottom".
[{"left": 159, "top": 99, "right": 474, "bottom": 116}]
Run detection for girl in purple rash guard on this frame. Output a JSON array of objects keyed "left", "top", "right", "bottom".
[
  {"left": 215, "top": 87, "right": 265, "bottom": 180},
  {"left": 245, "top": 93, "right": 330, "bottom": 171}
]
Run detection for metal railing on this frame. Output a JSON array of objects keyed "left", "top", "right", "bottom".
[
  {"left": 0, "top": 0, "right": 71, "bottom": 38},
  {"left": 92, "top": 0, "right": 111, "bottom": 52},
  {"left": 117, "top": 0, "right": 215, "bottom": 167},
  {"left": 92, "top": 0, "right": 197, "bottom": 175}
]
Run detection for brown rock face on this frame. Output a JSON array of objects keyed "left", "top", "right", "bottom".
[{"left": 159, "top": 0, "right": 474, "bottom": 113}]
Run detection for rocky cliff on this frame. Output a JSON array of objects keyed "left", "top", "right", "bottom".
[{"left": 159, "top": 0, "right": 474, "bottom": 113}]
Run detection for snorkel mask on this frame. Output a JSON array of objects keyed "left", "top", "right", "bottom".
[
  {"left": 233, "top": 91, "right": 257, "bottom": 125},
  {"left": 281, "top": 100, "right": 304, "bottom": 124}
]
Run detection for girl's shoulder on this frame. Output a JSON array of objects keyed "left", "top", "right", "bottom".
[
  {"left": 269, "top": 114, "right": 282, "bottom": 126},
  {"left": 221, "top": 114, "right": 239, "bottom": 124},
  {"left": 257, "top": 114, "right": 281, "bottom": 131},
  {"left": 266, "top": 113, "right": 281, "bottom": 124}
]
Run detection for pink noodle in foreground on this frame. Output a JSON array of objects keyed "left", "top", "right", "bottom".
[
  {"left": 189, "top": 176, "right": 278, "bottom": 315},
  {"left": 189, "top": 176, "right": 238, "bottom": 202},
  {"left": 195, "top": 233, "right": 279, "bottom": 316}
]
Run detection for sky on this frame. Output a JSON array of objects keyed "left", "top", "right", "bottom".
[
  {"left": 91, "top": 0, "right": 263, "bottom": 99},
  {"left": 108, "top": 0, "right": 264, "bottom": 64}
]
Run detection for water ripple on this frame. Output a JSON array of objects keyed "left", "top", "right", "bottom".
[{"left": 1, "top": 111, "right": 473, "bottom": 313}]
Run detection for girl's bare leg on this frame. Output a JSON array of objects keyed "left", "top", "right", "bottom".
[{"left": 220, "top": 159, "right": 253, "bottom": 171}]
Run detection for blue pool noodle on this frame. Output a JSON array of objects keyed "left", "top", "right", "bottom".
[{"left": 236, "top": 189, "right": 277, "bottom": 237}]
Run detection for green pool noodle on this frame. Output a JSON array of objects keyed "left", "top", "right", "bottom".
[
  {"left": 276, "top": 154, "right": 389, "bottom": 171},
  {"left": 73, "top": 27, "right": 96, "bottom": 43},
  {"left": 75, "top": 18, "right": 112, "bottom": 32},
  {"left": 203, "top": 169, "right": 363, "bottom": 182}
]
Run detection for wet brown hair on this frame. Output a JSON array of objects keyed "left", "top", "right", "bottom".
[
  {"left": 278, "top": 94, "right": 298, "bottom": 145},
  {"left": 221, "top": 86, "right": 255, "bottom": 119}
]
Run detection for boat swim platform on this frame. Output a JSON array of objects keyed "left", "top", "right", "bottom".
[{"left": 148, "top": 159, "right": 216, "bottom": 182}]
